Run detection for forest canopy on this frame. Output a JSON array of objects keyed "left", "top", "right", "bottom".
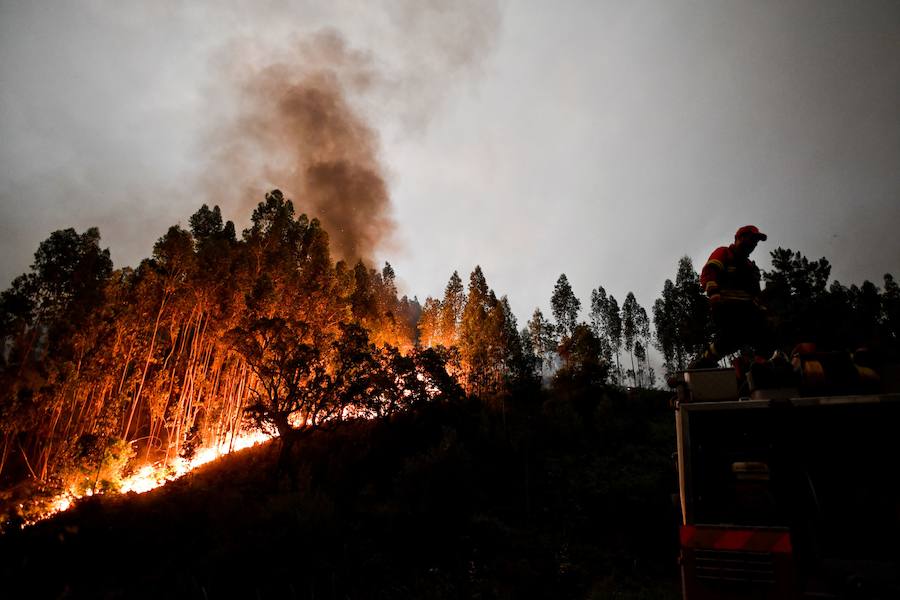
[{"left": 1, "top": 192, "right": 897, "bottom": 512}]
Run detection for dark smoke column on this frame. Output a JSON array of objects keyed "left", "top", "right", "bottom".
[{"left": 210, "top": 31, "right": 394, "bottom": 263}]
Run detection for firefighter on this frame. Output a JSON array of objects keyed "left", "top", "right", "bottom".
[{"left": 691, "top": 225, "right": 774, "bottom": 369}]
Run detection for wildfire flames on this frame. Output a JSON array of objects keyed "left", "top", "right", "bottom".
[
  {"left": 1, "top": 9, "right": 499, "bottom": 532},
  {"left": 35, "top": 431, "right": 273, "bottom": 525}
]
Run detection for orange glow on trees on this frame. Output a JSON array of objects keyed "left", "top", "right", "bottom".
[{"left": 0, "top": 190, "right": 457, "bottom": 522}]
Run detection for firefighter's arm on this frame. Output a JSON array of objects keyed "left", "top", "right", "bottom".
[{"left": 700, "top": 251, "right": 725, "bottom": 300}]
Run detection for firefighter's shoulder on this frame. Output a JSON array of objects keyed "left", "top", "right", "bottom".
[{"left": 704, "top": 246, "right": 731, "bottom": 270}]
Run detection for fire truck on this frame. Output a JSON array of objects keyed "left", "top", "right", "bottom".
[{"left": 672, "top": 351, "right": 900, "bottom": 599}]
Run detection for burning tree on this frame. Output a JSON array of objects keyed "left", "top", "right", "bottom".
[{"left": 230, "top": 317, "right": 381, "bottom": 466}]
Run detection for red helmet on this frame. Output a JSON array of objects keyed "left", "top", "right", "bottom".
[{"left": 735, "top": 225, "right": 767, "bottom": 241}]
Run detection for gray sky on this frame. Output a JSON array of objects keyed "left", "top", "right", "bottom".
[{"left": 2, "top": 0, "right": 899, "bottom": 332}]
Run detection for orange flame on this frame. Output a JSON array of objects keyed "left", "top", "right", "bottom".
[{"left": 30, "top": 431, "right": 273, "bottom": 525}]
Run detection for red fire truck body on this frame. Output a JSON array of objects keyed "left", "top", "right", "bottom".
[{"left": 675, "top": 367, "right": 900, "bottom": 599}]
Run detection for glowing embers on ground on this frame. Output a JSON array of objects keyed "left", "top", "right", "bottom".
[
  {"left": 37, "top": 430, "right": 273, "bottom": 524},
  {"left": 119, "top": 430, "right": 272, "bottom": 494}
]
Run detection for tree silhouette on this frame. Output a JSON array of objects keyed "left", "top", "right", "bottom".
[
  {"left": 622, "top": 293, "right": 641, "bottom": 386},
  {"left": 652, "top": 257, "right": 708, "bottom": 375},
  {"left": 439, "top": 271, "right": 465, "bottom": 347},
  {"left": 555, "top": 323, "right": 607, "bottom": 388},
  {"left": 551, "top": 274, "right": 580, "bottom": 340},
  {"left": 527, "top": 308, "right": 557, "bottom": 378}
]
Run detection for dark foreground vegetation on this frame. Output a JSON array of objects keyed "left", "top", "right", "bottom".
[{"left": 2, "top": 387, "right": 680, "bottom": 600}]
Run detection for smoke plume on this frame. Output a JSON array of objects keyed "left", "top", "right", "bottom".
[
  {"left": 204, "top": 31, "right": 385, "bottom": 261},
  {"left": 205, "top": 1, "right": 500, "bottom": 262}
]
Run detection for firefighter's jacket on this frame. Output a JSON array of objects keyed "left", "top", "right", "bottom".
[{"left": 699, "top": 244, "right": 761, "bottom": 302}]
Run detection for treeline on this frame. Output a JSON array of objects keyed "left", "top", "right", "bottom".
[
  {"left": 651, "top": 254, "right": 900, "bottom": 374},
  {"left": 415, "top": 271, "right": 659, "bottom": 392},
  {"left": 2, "top": 191, "right": 898, "bottom": 501},
  {"left": 0, "top": 190, "right": 624, "bottom": 500}
]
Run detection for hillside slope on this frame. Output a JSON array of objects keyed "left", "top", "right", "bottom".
[{"left": 1, "top": 388, "right": 680, "bottom": 599}]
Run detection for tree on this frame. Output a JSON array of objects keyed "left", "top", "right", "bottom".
[
  {"left": 0, "top": 227, "right": 118, "bottom": 482},
  {"left": 0, "top": 275, "right": 37, "bottom": 366},
  {"left": 381, "top": 262, "right": 397, "bottom": 297},
  {"left": 766, "top": 248, "right": 831, "bottom": 300},
  {"left": 622, "top": 293, "right": 639, "bottom": 386},
  {"left": 348, "top": 261, "right": 410, "bottom": 350},
  {"left": 189, "top": 204, "right": 226, "bottom": 245},
  {"left": 851, "top": 281, "right": 883, "bottom": 349},
  {"left": 396, "top": 295, "right": 422, "bottom": 350},
  {"left": 456, "top": 268, "right": 527, "bottom": 396},
  {"left": 187, "top": 203, "right": 238, "bottom": 315},
  {"left": 20, "top": 227, "right": 114, "bottom": 352},
  {"left": 527, "top": 308, "right": 557, "bottom": 378},
  {"left": 554, "top": 323, "right": 607, "bottom": 389},
  {"left": 519, "top": 326, "right": 539, "bottom": 378},
  {"left": 494, "top": 295, "right": 530, "bottom": 385},
  {"left": 459, "top": 266, "right": 493, "bottom": 395},
  {"left": 620, "top": 292, "right": 652, "bottom": 387},
  {"left": 653, "top": 281, "right": 679, "bottom": 373},
  {"left": 634, "top": 341, "right": 648, "bottom": 388},
  {"left": 551, "top": 274, "right": 580, "bottom": 340},
  {"left": 589, "top": 287, "right": 614, "bottom": 367},
  {"left": 634, "top": 302, "right": 651, "bottom": 387},
  {"left": 602, "top": 292, "right": 623, "bottom": 383},
  {"left": 653, "top": 257, "right": 710, "bottom": 375},
  {"left": 351, "top": 260, "right": 376, "bottom": 325},
  {"left": 231, "top": 319, "right": 375, "bottom": 461},
  {"left": 418, "top": 297, "right": 442, "bottom": 348},
  {"left": 763, "top": 248, "right": 832, "bottom": 347},
  {"left": 439, "top": 271, "right": 465, "bottom": 347},
  {"left": 673, "top": 257, "right": 709, "bottom": 358}
]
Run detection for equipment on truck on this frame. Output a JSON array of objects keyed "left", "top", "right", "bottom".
[{"left": 671, "top": 349, "right": 900, "bottom": 599}]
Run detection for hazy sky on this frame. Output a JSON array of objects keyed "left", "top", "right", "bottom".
[{"left": 2, "top": 0, "right": 899, "bottom": 330}]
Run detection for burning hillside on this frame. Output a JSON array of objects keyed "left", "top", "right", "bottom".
[
  {"left": 1, "top": 387, "right": 683, "bottom": 599},
  {"left": 0, "top": 192, "right": 481, "bottom": 526},
  {"left": 0, "top": 7, "right": 505, "bottom": 522}
]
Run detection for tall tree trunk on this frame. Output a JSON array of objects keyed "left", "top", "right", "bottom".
[
  {"left": 117, "top": 341, "right": 135, "bottom": 397},
  {"left": 39, "top": 391, "right": 68, "bottom": 480},
  {"left": 630, "top": 351, "right": 636, "bottom": 387},
  {"left": 125, "top": 292, "right": 169, "bottom": 439}
]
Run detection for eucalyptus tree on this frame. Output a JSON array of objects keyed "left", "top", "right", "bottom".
[
  {"left": 460, "top": 266, "right": 493, "bottom": 395},
  {"left": 589, "top": 287, "right": 614, "bottom": 366},
  {"left": 653, "top": 280, "right": 680, "bottom": 373},
  {"left": 527, "top": 308, "right": 557, "bottom": 377},
  {"left": 596, "top": 290, "right": 622, "bottom": 383},
  {"left": 0, "top": 227, "right": 114, "bottom": 481},
  {"left": 439, "top": 271, "right": 465, "bottom": 347},
  {"left": 653, "top": 257, "right": 708, "bottom": 374},
  {"left": 492, "top": 295, "right": 529, "bottom": 386},
  {"left": 551, "top": 274, "right": 580, "bottom": 341},
  {"left": 554, "top": 323, "right": 607, "bottom": 388},
  {"left": 622, "top": 293, "right": 652, "bottom": 387},
  {"left": 417, "top": 297, "right": 442, "bottom": 348}
]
